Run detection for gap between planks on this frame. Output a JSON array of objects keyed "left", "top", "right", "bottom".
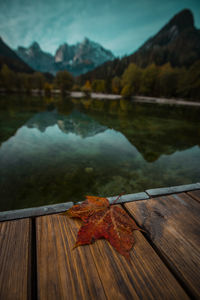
[
  {"left": 35, "top": 207, "right": 188, "bottom": 300},
  {"left": 124, "top": 192, "right": 200, "bottom": 299}
]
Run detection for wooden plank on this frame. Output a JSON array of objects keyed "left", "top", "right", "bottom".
[
  {"left": 187, "top": 190, "right": 200, "bottom": 203},
  {"left": 36, "top": 212, "right": 188, "bottom": 300},
  {"left": 146, "top": 183, "right": 200, "bottom": 197},
  {"left": 90, "top": 229, "right": 188, "bottom": 299},
  {"left": 125, "top": 192, "right": 200, "bottom": 299},
  {"left": 0, "top": 219, "right": 31, "bottom": 300},
  {"left": 0, "top": 202, "right": 74, "bottom": 222},
  {"left": 36, "top": 215, "right": 107, "bottom": 300}
]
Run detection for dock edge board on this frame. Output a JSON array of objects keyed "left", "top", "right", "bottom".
[
  {"left": 108, "top": 192, "right": 149, "bottom": 204},
  {"left": 0, "top": 183, "right": 199, "bottom": 221},
  {"left": 0, "top": 202, "right": 74, "bottom": 222},
  {"left": 146, "top": 182, "right": 200, "bottom": 197}
]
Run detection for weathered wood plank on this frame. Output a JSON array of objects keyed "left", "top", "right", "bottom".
[
  {"left": 108, "top": 192, "right": 149, "bottom": 204},
  {"left": 146, "top": 183, "right": 200, "bottom": 197},
  {"left": 0, "top": 202, "right": 73, "bottom": 222},
  {"left": 0, "top": 219, "right": 31, "bottom": 300},
  {"left": 36, "top": 212, "right": 188, "bottom": 300},
  {"left": 76, "top": 192, "right": 149, "bottom": 205},
  {"left": 36, "top": 215, "right": 107, "bottom": 300},
  {"left": 90, "top": 229, "right": 188, "bottom": 299},
  {"left": 187, "top": 190, "right": 200, "bottom": 203},
  {"left": 125, "top": 192, "right": 200, "bottom": 299}
]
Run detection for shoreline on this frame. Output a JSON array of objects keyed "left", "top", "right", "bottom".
[
  {"left": 1, "top": 89, "right": 200, "bottom": 107},
  {"left": 133, "top": 95, "right": 200, "bottom": 107},
  {"left": 71, "top": 92, "right": 200, "bottom": 107}
]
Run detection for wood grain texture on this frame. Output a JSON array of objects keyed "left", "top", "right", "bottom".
[
  {"left": 0, "top": 218, "right": 31, "bottom": 300},
  {"left": 125, "top": 192, "right": 200, "bottom": 299},
  {"left": 36, "top": 215, "right": 107, "bottom": 300},
  {"left": 90, "top": 229, "right": 188, "bottom": 300},
  {"left": 36, "top": 212, "right": 188, "bottom": 300},
  {"left": 187, "top": 189, "right": 200, "bottom": 203}
]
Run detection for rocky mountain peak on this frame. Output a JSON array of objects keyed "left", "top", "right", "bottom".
[
  {"left": 167, "top": 9, "right": 194, "bottom": 32},
  {"left": 54, "top": 38, "right": 114, "bottom": 75},
  {"left": 16, "top": 41, "right": 54, "bottom": 73},
  {"left": 141, "top": 9, "right": 196, "bottom": 53},
  {"left": 55, "top": 43, "right": 75, "bottom": 63},
  {"left": 0, "top": 37, "right": 33, "bottom": 73},
  {"left": 30, "top": 41, "right": 41, "bottom": 51},
  {"left": 81, "top": 9, "right": 200, "bottom": 82},
  {"left": 82, "top": 37, "right": 90, "bottom": 44},
  {"left": 16, "top": 38, "right": 114, "bottom": 75}
]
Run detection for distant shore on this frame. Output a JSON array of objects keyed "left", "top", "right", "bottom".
[
  {"left": 132, "top": 95, "right": 200, "bottom": 107},
  {"left": 1, "top": 89, "right": 200, "bottom": 107},
  {"left": 71, "top": 91, "right": 200, "bottom": 107}
]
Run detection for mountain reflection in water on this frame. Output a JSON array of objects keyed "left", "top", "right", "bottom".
[
  {"left": 0, "top": 109, "right": 138, "bottom": 170},
  {"left": 0, "top": 96, "right": 200, "bottom": 211}
]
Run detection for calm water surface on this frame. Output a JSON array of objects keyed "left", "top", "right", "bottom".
[{"left": 0, "top": 95, "right": 200, "bottom": 211}]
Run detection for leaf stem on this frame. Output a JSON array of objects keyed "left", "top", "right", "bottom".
[{"left": 112, "top": 194, "right": 123, "bottom": 205}]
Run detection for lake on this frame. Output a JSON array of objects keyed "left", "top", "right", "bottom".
[{"left": 0, "top": 95, "right": 200, "bottom": 211}]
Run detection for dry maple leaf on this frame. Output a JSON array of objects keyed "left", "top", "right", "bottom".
[{"left": 65, "top": 195, "right": 142, "bottom": 259}]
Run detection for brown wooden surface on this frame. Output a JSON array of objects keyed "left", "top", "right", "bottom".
[
  {"left": 187, "top": 189, "right": 200, "bottom": 203},
  {"left": 0, "top": 219, "right": 31, "bottom": 300},
  {"left": 36, "top": 212, "right": 188, "bottom": 300},
  {"left": 125, "top": 192, "right": 200, "bottom": 299},
  {"left": 36, "top": 215, "right": 107, "bottom": 300}
]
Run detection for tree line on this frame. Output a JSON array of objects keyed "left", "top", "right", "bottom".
[
  {"left": 0, "top": 60, "right": 200, "bottom": 100},
  {"left": 81, "top": 60, "right": 200, "bottom": 100},
  {"left": 0, "top": 64, "right": 74, "bottom": 95}
]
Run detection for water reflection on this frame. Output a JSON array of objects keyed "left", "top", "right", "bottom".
[
  {"left": 0, "top": 96, "right": 200, "bottom": 211},
  {"left": 78, "top": 98, "right": 200, "bottom": 162},
  {"left": 0, "top": 109, "right": 138, "bottom": 166},
  {"left": 26, "top": 108, "right": 108, "bottom": 137},
  {"left": 0, "top": 108, "right": 142, "bottom": 210}
]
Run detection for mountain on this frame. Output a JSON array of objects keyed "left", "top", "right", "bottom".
[
  {"left": 16, "top": 42, "right": 55, "bottom": 74},
  {"left": 55, "top": 38, "right": 114, "bottom": 76},
  {"left": 55, "top": 43, "right": 76, "bottom": 64},
  {"left": 81, "top": 9, "right": 200, "bottom": 82},
  {"left": 129, "top": 9, "right": 200, "bottom": 68},
  {"left": 16, "top": 38, "right": 115, "bottom": 76},
  {"left": 0, "top": 37, "right": 33, "bottom": 73},
  {"left": 26, "top": 109, "right": 107, "bottom": 138}
]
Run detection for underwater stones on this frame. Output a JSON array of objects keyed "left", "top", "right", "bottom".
[{"left": 85, "top": 167, "right": 93, "bottom": 173}]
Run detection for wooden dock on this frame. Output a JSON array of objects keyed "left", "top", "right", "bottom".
[{"left": 0, "top": 183, "right": 200, "bottom": 299}]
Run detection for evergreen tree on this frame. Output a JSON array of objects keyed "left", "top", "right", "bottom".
[
  {"left": 121, "top": 63, "right": 142, "bottom": 96},
  {"left": 111, "top": 76, "right": 121, "bottom": 94},
  {"left": 139, "top": 64, "right": 159, "bottom": 96},
  {"left": 54, "top": 70, "right": 74, "bottom": 93},
  {"left": 0, "top": 64, "right": 16, "bottom": 91},
  {"left": 91, "top": 80, "right": 106, "bottom": 93},
  {"left": 32, "top": 72, "right": 45, "bottom": 90},
  {"left": 157, "top": 63, "right": 179, "bottom": 97},
  {"left": 177, "top": 60, "right": 200, "bottom": 100}
]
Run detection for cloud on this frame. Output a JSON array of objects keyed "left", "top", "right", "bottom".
[{"left": 0, "top": 0, "right": 200, "bottom": 55}]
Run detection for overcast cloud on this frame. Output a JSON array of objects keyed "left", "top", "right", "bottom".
[{"left": 0, "top": 0, "right": 199, "bottom": 56}]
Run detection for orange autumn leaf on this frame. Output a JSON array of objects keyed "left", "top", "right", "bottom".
[{"left": 66, "top": 195, "right": 142, "bottom": 259}]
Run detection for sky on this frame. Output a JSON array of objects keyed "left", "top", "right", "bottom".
[{"left": 0, "top": 0, "right": 200, "bottom": 57}]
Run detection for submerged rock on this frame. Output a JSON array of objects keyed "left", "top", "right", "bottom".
[{"left": 85, "top": 167, "right": 93, "bottom": 173}]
